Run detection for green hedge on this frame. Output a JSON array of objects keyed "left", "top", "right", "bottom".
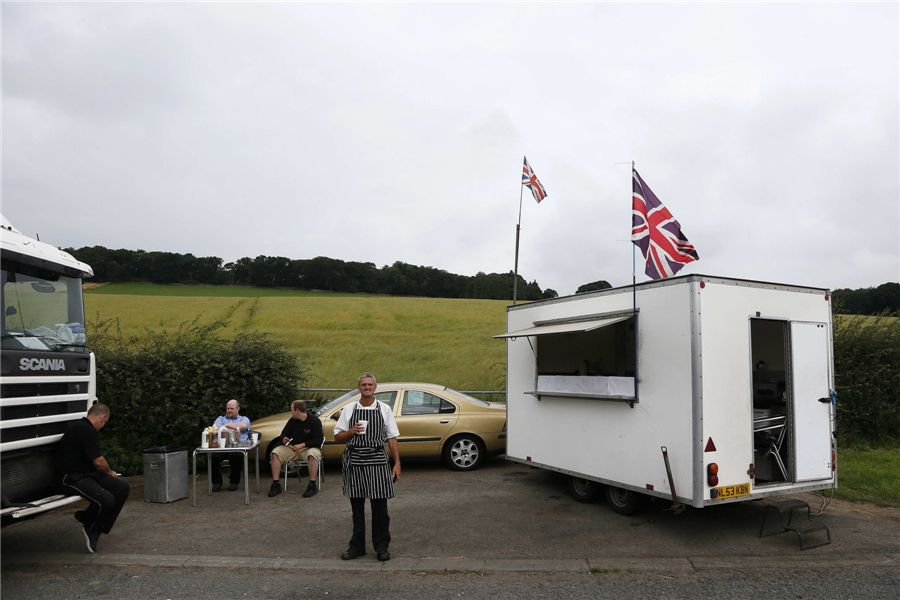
[
  {"left": 87, "top": 316, "right": 311, "bottom": 474},
  {"left": 833, "top": 312, "right": 900, "bottom": 446}
]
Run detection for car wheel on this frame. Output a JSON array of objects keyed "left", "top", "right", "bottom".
[
  {"left": 443, "top": 435, "right": 485, "bottom": 471},
  {"left": 604, "top": 485, "right": 646, "bottom": 515},
  {"left": 568, "top": 476, "right": 603, "bottom": 503}
]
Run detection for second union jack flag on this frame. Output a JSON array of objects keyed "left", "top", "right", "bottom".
[
  {"left": 631, "top": 169, "right": 699, "bottom": 279},
  {"left": 522, "top": 157, "right": 548, "bottom": 203}
]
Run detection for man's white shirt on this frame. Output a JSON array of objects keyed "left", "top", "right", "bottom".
[{"left": 334, "top": 400, "right": 399, "bottom": 439}]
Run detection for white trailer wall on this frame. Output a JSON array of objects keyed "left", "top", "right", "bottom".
[
  {"left": 698, "top": 279, "right": 834, "bottom": 501},
  {"left": 506, "top": 281, "right": 696, "bottom": 503}
]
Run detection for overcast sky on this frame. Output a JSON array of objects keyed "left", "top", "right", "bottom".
[{"left": 3, "top": 2, "right": 898, "bottom": 295}]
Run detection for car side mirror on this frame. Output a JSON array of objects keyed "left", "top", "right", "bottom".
[
  {"left": 331, "top": 410, "right": 341, "bottom": 420},
  {"left": 5, "top": 306, "right": 16, "bottom": 317}
]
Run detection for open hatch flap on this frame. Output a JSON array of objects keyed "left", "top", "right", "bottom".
[{"left": 494, "top": 314, "right": 631, "bottom": 339}]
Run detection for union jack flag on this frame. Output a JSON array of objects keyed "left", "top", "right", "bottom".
[
  {"left": 522, "top": 157, "right": 548, "bottom": 203},
  {"left": 631, "top": 169, "right": 699, "bottom": 279}
]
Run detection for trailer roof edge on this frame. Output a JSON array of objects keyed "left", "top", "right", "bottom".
[{"left": 507, "top": 274, "right": 830, "bottom": 312}]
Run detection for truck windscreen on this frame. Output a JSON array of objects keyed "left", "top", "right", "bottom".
[{"left": 1, "top": 268, "right": 87, "bottom": 352}]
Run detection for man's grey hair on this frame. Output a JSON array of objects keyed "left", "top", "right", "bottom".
[{"left": 358, "top": 372, "right": 376, "bottom": 384}]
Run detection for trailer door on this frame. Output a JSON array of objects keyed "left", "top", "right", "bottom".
[{"left": 790, "top": 322, "right": 832, "bottom": 482}]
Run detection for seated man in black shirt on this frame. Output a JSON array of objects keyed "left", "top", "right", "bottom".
[
  {"left": 268, "top": 400, "right": 324, "bottom": 498},
  {"left": 54, "top": 403, "right": 130, "bottom": 554}
]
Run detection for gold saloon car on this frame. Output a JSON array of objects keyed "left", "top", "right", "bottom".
[{"left": 251, "top": 383, "right": 506, "bottom": 471}]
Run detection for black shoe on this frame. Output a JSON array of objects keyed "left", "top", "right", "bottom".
[
  {"left": 228, "top": 483, "right": 238, "bottom": 492},
  {"left": 212, "top": 483, "right": 222, "bottom": 492},
  {"left": 302, "top": 483, "right": 317, "bottom": 498},
  {"left": 341, "top": 549, "right": 366, "bottom": 560},
  {"left": 377, "top": 550, "right": 391, "bottom": 562},
  {"left": 82, "top": 526, "right": 99, "bottom": 554},
  {"left": 268, "top": 481, "right": 282, "bottom": 497}
]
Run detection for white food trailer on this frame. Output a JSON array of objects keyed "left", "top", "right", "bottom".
[{"left": 497, "top": 274, "right": 836, "bottom": 514}]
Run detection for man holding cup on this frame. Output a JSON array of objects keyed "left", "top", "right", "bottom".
[{"left": 334, "top": 373, "right": 401, "bottom": 562}]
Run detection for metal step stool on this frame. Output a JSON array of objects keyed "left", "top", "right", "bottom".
[{"left": 759, "top": 499, "right": 831, "bottom": 551}]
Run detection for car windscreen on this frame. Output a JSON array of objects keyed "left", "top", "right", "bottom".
[
  {"left": 313, "top": 390, "right": 357, "bottom": 415},
  {"left": 1, "top": 267, "right": 87, "bottom": 352}
]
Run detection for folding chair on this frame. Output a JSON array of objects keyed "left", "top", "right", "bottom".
[
  {"left": 282, "top": 439, "right": 325, "bottom": 492},
  {"left": 753, "top": 414, "right": 788, "bottom": 480}
]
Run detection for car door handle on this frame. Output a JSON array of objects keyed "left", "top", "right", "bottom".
[
  {"left": 440, "top": 419, "right": 451, "bottom": 424},
  {"left": 818, "top": 397, "right": 831, "bottom": 403}
]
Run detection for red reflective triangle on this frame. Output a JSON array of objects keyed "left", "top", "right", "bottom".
[{"left": 705, "top": 438, "right": 717, "bottom": 452}]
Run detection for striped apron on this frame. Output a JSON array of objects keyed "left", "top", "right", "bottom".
[{"left": 342, "top": 403, "right": 395, "bottom": 499}]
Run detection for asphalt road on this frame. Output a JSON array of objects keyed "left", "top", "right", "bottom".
[{"left": 3, "top": 564, "right": 900, "bottom": 600}]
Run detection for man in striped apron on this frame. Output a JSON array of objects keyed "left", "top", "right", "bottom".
[{"left": 334, "top": 373, "right": 402, "bottom": 562}]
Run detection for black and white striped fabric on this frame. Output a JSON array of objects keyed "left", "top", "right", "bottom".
[{"left": 342, "top": 403, "right": 395, "bottom": 499}]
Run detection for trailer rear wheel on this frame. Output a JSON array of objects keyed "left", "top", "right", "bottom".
[
  {"left": 604, "top": 485, "right": 646, "bottom": 515},
  {"left": 568, "top": 476, "right": 603, "bottom": 503}
]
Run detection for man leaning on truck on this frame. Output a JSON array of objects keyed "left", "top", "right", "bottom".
[{"left": 53, "top": 403, "right": 130, "bottom": 554}]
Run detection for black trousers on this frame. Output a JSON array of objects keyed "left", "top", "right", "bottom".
[
  {"left": 56, "top": 472, "right": 130, "bottom": 535},
  {"left": 349, "top": 497, "right": 390, "bottom": 553},
  {"left": 211, "top": 452, "right": 245, "bottom": 485}
]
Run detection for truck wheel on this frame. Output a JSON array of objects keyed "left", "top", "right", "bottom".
[
  {"left": 443, "top": 435, "right": 485, "bottom": 471},
  {"left": 604, "top": 485, "right": 646, "bottom": 515},
  {"left": 568, "top": 476, "right": 603, "bottom": 503}
]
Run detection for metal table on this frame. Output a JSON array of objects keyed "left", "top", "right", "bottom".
[{"left": 192, "top": 442, "right": 260, "bottom": 506}]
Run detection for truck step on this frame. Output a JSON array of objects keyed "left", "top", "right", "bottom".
[
  {"left": 786, "top": 523, "right": 831, "bottom": 551},
  {"left": 759, "top": 500, "right": 831, "bottom": 550}
]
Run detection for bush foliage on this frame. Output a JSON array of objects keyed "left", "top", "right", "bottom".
[
  {"left": 833, "top": 312, "right": 900, "bottom": 446},
  {"left": 87, "top": 316, "right": 311, "bottom": 474}
]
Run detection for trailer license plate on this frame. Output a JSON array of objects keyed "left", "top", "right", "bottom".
[{"left": 712, "top": 483, "right": 750, "bottom": 499}]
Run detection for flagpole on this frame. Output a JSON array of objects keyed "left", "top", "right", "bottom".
[
  {"left": 631, "top": 161, "right": 639, "bottom": 403},
  {"left": 513, "top": 166, "right": 524, "bottom": 306}
]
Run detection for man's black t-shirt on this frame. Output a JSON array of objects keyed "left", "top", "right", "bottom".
[
  {"left": 54, "top": 417, "right": 102, "bottom": 481},
  {"left": 279, "top": 413, "right": 325, "bottom": 450}
]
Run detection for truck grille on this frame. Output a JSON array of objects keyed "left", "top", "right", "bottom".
[
  {"left": 1, "top": 400, "right": 89, "bottom": 421},
  {"left": 1, "top": 382, "right": 81, "bottom": 398},
  {"left": 0, "top": 446, "right": 57, "bottom": 504},
  {"left": 0, "top": 421, "right": 70, "bottom": 444}
]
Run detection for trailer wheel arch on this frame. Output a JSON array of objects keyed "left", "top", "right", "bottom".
[{"left": 441, "top": 434, "right": 486, "bottom": 471}]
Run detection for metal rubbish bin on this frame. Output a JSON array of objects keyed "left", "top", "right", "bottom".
[{"left": 143, "top": 446, "right": 188, "bottom": 503}]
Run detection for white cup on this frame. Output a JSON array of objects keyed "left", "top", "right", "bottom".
[
  {"left": 357, "top": 419, "right": 368, "bottom": 434},
  {"left": 252, "top": 433, "right": 259, "bottom": 445}
]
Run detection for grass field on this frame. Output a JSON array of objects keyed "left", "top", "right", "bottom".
[
  {"left": 84, "top": 284, "right": 509, "bottom": 391},
  {"left": 829, "top": 448, "right": 900, "bottom": 507}
]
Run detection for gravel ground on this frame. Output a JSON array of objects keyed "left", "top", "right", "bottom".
[{"left": 3, "top": 459, "right": 897, "bottom": 560}]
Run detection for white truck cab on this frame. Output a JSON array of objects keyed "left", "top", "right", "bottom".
[{"left": 1, "top": 215, "right": 97, "bottom": 522}]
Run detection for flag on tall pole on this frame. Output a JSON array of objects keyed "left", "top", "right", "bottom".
[
  {"left": 514, "top": 156, "right": 547, "bottom": 305},
  {"left": 631, "top": 169, "right": 699, "bottom": 279},
  {"left": 522, "top": 157, "right": 548, "bottom": 203}
]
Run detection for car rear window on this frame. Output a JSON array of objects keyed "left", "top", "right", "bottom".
[{"left": 443, "top": 388, "right": 492, "bottom": 406}]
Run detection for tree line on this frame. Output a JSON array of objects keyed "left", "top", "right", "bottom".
[
  {"left": 832, "top": 282, "right": 900, "bottom": 315},
  {"left": 67, "top": 246, "right": 559, "bottom": 301}
]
